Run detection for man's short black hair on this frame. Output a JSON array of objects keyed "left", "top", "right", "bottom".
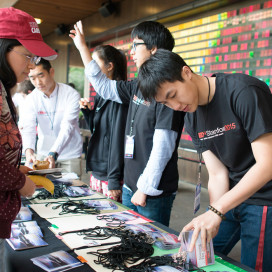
[
  {"left": 138, "top": 49, "right": 190, "bottom": 100},
  {"left": 19, "top": 79, "right": 35, "bottom": 95},
  {"left": 36, "top": 58, "right": 52, "bottom": 73},
  {"left": 131, "top": 21, "right": 175, "bottom": 51}
]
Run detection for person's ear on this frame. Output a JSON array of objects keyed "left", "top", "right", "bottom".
[
  {"left": 106, "top": 62, "right": 114, "bottom": 79},
  {"left": 107, "top": 62, "right": 114, "bottom": 72},
  {"left": 182, "top": 66, "right": 192, "bottom": 80},
  {"left": 49, "top": 67, "right": 55, "bottom": 78},
  {"left": 150, "top": 46, "right": 157, "bottom": 55}
]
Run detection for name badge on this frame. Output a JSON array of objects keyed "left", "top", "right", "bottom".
[{"left": 125, "top": 135, "right": 135, "bottom": 159}]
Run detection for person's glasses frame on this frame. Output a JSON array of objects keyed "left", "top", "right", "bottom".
[
  {"left": 10, "top": 49, "right": 41, "bottom": 65},
  {"left": 131, "top": 42, "right": 147, "bottom": 51}
]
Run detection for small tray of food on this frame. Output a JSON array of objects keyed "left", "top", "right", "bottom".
[{"left": 28, "top": 160, "right": 62, "bottom": 175}]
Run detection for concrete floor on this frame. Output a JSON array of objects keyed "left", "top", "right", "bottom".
[{"left": 80, "top": 165, "right": 241, "bottom": 263}]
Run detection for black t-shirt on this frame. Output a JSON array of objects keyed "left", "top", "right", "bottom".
[
  {"left": 185, "top": 73, "right": 272, "bottom": 205},
  {"left": 117, "top": 79, "right": 185, "bottom": 196}
]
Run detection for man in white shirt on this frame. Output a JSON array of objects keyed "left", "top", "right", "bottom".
[
  {"left": 13, "top": 79, "right": 34, "bottom": 118},
  {"left": 20, "top": 59, "right": 83, "bottom": 177}
]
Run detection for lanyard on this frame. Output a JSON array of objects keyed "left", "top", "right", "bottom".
[
  {"left": 129, "top": 104, "right": 139, "bottom": 136},
  {"left": 193, "top": 152, "right": 202, "bottom": 214},
  {"left": 197, "top": 152, "right": 202, "bottom": 184},
  {"left": 41, "top": 84, "right": 59, "bottom": 130},
  {"left": 193, "top": 78, "right": 210, "bottom": 214}
]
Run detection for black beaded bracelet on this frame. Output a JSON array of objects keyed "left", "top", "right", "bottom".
[{"left": 208, "top": 205, "right": 226, "bottom": 220}]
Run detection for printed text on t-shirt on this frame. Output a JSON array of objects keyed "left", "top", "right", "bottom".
[
  {"left": 198, "top": 123, "right": 236, "bottom": 140},
  {"left": 132, "top": 95, "right": 150, "bottom": 107}
]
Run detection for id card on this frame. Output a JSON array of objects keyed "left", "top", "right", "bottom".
[
  {"left": 125, "top": 135, "right": 135, "bottom": 158},
  {"left": 193, "top": 183, "right": 201, "bottom": 214}
]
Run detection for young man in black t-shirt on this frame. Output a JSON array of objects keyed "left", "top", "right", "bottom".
[
  {"left": 70, "top": 22, "right": 185, "bottom": 227},
  {"left": 137, "top": 49, "right": 272, "bottom": 271}
]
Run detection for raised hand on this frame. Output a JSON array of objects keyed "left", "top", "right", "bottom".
[
  {"left": 69, "top": 21, "right": 87, "bottom": 51},
  {"left": 69, "top": 20, "right": 93, "bottom": 67}
]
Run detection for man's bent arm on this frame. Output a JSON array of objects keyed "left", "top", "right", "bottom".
[
  {"left": 50, "top": 89, "right": 81, "bottom": 155},
  {"left": 136, "top": 129, "right": 178, "bottom": 196},
  {"left": 19, "top": 95, "right": 37, "bottom": 155}
]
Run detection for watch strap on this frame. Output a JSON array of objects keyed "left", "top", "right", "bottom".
[{"left": 48, "top": 152, "right": 58, "bottom": 161}]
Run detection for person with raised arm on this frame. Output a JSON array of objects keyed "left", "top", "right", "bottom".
[{"left": 70, "top": 21, "right": 185, "bottom": 227}]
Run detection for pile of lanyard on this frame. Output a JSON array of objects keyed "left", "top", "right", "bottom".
[
  {"left": 63, "top": 226, "right": 184, "bottom": 271},
  {"left": 46, "top": 200, "right": 100, "bottom": 215},
  {"left": 88, "top": 228, "right": 185, "bottom": 271},
  {"left": 57, "top": 223, "right": 205, "bottom": 271},
  {"left": 28, "top": 184, "right": 68, "bottom": 200},
  {"left": 29, "top": 184, "right": 91, "bottom": 201}
]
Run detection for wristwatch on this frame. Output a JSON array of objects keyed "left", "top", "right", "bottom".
[{"left": 48, "top": 152, "right": 59, "bottom": 161}]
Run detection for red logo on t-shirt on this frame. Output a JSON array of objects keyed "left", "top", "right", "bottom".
[
  {"left": 133, "top": 95, "right": 150, "bottom": 107},
  {"left": 38, "top": 111, "right": 46, "bottom": 115}
]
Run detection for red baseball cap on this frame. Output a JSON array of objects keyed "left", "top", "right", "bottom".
[{"left": 0, "top": 7, "right": 57, "bottom": 60}]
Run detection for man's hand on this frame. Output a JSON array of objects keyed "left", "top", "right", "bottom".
[
  {"left": 19, "top": 176, "right": 36, "bottom": 197},
  {"left": 108, "top": 189, "right": 122, "bottom": 201},
  {"left": 131, "top": 190, "right": 147, "bottom": 207},
  {"left": 44, "top": 155, "right": 56, "bottom": 168},
  {"left": 179, "top": 210, "right": 222, "bottom": 252},
  {"left": 79, "top": 98, "right": 91, "bottom": 109},
  {"left": 25, "top": 148, "right": 36, "bottom": 167}
]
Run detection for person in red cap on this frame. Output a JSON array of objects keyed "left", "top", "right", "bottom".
[{"left": 0, "top": 7, "right": 57, "bottom": 271}]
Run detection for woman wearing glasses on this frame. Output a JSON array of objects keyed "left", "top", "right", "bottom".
[{"left": 0, "top": 7, "right": 57, "bottom": 271}]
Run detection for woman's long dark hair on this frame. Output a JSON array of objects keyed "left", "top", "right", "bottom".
[
  {"left": 0, "top": 38, "right": 21, "bottom": 123},
  {"left": 93, "top": 45, "right": 127, "bottom": 81}
]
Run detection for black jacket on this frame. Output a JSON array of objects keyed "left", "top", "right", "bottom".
[{"left": 82, "top": 94, "right": 128, "bottom": 190}]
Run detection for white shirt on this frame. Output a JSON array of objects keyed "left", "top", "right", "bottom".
[
  {"left": 20, "top": 83, "right": 82, "bottom": 160},
  {"left": 12, "top": 92, "right": 26, "bottom": 108}
]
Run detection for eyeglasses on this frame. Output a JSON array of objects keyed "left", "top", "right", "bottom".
[
  {"left": 10, "top": 49, "right": 41, "bottom": 65},
  {"left": 131, "top": 42, "right": 147, "bottom": 51}
]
